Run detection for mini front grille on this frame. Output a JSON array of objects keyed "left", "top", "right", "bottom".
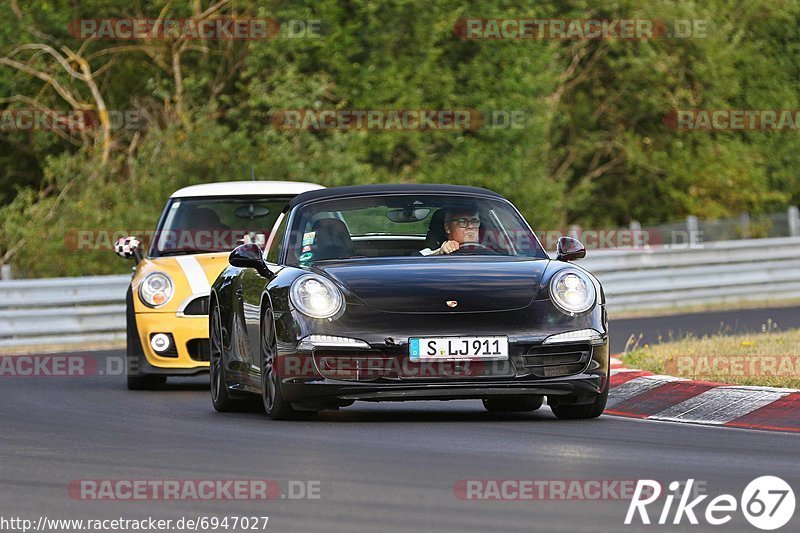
[
  {"left": 187, "top": 338, "right": 210, "bottom": 361},
  {"left": 183, "top": 297, "right": 209, "bottom": 316}
]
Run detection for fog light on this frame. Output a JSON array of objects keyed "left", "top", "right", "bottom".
[{"left": 150, "top": 333, "right": 172, "bottom": 353}]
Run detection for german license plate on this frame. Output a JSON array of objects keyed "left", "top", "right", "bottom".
[{"left": 409, "top": 336, "right": 508, "bottom": 361}]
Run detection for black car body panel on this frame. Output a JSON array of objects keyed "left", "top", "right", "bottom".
[
  {"left": 210, "top": 184, "right": 609, "bottom": 414},
  {"left": 315, "top": 257, "right": 547, "bottom": 313}
]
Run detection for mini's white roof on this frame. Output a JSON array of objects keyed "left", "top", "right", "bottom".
[{"left": 171, "top": 181, "right": 324, "bottom": 198}]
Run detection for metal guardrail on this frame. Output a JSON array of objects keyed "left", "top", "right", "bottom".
[
  {"left": 0, "top": 275, "right": 130, "bottom": 348},
  {"left": 580, "top": 236, "right": 800, "bottom": 310},
  {"left": 1, "top": 236, "right": 799, "bottom": 349}
]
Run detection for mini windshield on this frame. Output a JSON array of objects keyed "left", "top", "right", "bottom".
[
  {"left": 285, "top": 194, "right": 547, "bottom": 265},
  {"left": 149, "top": 196, "right": 293, "bottom": 257}
]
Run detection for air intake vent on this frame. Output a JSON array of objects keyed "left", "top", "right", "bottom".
[
  {"left": 183, "top": 297, "right": 209, "bottom": 316},
  {"left": 519, "top": 343, "right": 591, "bottom": 378},
  {"left": 188, "top": 338, "right": 210, "bottom": 362}
]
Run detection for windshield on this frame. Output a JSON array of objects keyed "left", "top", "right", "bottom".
[
  {"left": 285, "top": 194, "right": 547, "bottom": 265},
  {"left": 149, "top": 196, "right": 293, "bottom": 257}
]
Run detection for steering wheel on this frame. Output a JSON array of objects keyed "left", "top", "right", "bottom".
[{"left": 452, "top": 242, "right": 498, "bottom": 255}]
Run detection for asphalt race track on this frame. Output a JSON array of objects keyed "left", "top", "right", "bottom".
[
  {"left": 2, "top": 307, "right": 799, "bottom": 532},
  {"left": 2, "top": 369, "right": 799, "bottom": 533}
]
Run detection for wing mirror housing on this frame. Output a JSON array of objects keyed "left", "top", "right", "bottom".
[
  {"left": 229, "top": 243, "right": 273, "bottom": 278},
  {"left": 114, "top": 236, "right": 143, "bottom": 262},
  {"left": 556, "top": 236, "right": 586, "bottom": 262}
]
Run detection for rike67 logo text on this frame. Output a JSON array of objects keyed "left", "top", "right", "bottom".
[{"left": 626, "top": 477, "right": 795, "bottom": 530}]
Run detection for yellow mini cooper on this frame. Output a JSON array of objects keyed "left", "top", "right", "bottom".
[{"left": 114, "top": 181, "right": 323, "bottom": 389}]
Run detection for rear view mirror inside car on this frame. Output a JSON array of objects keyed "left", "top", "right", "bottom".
[
  {"left": 386, "top": 207, "right": 431, "bottom": 223},
  {"left": 235, "top": 204, "right": 270, "bottom": 219}
]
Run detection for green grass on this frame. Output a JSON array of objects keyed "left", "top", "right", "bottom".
[{"left": 622, "top": 324, "right": 800, "bottom": 389}]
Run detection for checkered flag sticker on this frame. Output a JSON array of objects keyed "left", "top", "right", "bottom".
[{"left": 114, "top": 236, "right": 141, "bottom": 259}]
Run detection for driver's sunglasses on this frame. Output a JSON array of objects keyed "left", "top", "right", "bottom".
[{"left": 448, "top": 217, "right": 481, "bottom": 228}]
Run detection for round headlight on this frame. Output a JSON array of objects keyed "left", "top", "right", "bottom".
[
  {"left": 139, "top": 272, "right": 174, "bottom": 308},
  {"left": 290, "top": 274, "right": 344, "bottom": 319},
  {"left": 550, "top": 269, "right": 596, "bottom": 315}
]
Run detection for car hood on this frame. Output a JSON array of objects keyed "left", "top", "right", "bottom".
[{"left": 316, "top": 258, "right": 549, "bottom": 313}]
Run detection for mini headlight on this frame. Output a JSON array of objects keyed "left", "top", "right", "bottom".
[
  {"left": 290, "top": 274, "right": 344, "bottom": 319},
  {"left": 550, "top": 269, "right": 596, "bottom": 315},
  {"left": 139, "top": 272, "right": 174, "bottom": 308}
]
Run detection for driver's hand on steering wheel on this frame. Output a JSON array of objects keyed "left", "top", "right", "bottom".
[{"left": 436, "top": 240, "right": 460, "bottom": 255}]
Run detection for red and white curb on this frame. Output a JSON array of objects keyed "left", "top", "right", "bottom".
[{"left": 607, "top": 357, "right": 800, "bottom": 433}]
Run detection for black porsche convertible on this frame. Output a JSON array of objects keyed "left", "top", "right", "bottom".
[{"left": 209, "top": 184, "right": 609, "bottom": 420}]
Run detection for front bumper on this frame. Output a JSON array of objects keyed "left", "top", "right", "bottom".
[
  {"left": 282, "top": 373, "right": 603, "bottom": 404},
  {"left": 275, "top": 338, "right": 609, "bottom": 406},
  {"left": 135, "top": 312, "right": 210, "bottom": 372}
]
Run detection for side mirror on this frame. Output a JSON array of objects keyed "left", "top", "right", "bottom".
[
  {"left": 114, "top": 236, "right": 143, "bottom": 262},
  {"left": 556, "top": 236, "right": 586, "bottom": 261},
  {"left": 229, "top": 243, "right": 273, "bottom": 278}
]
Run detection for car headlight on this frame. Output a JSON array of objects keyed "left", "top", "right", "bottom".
[
  {"left": 139, "top": 272, "right": 174, "bottom": 308},
  {"left": 290, "top": 274, "right": 344, "bottom": 319},
  {"left": 550, "top": 269, "right": 596, "bottom": 315}
]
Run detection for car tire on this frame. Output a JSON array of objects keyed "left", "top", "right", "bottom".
[
  {"left": 261, "top": 310, "right": 306, "bottom": 420},
  {"left": 550, "top": 376, "right": 609, "bottom": 420},
  {"left": 210, "top": 301, "right": 248, "bottom": 412},
  {"left": 482, "top": 395, "right": 543, "bottom": 412}
]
